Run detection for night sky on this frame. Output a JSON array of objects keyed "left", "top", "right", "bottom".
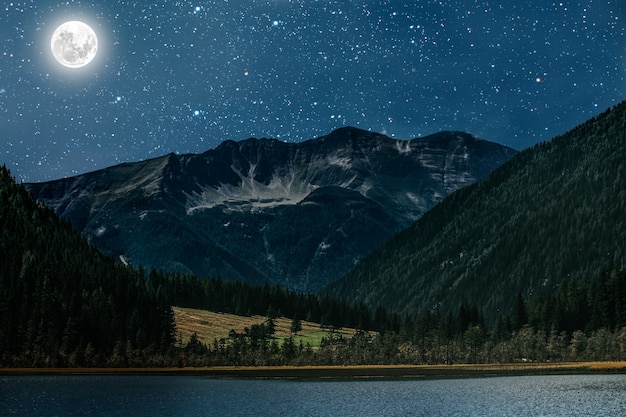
[{"left": 2, "top": 1, "right": 624, "bottom": 182}]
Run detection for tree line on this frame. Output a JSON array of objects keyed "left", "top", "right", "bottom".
[{"left": 175, "top": 268, "right": 626, "bottom": 367}]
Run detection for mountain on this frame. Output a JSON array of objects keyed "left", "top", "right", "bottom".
[
  {"left": 25, "top": 127, "right": 516, "bottom": 291},
  {"left": 327, "top": 103, "right": 626, "bottom": 322}
]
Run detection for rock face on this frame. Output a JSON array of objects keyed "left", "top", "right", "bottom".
[{"left": 25, "top": 127, "right": 516, "bottom": 291}]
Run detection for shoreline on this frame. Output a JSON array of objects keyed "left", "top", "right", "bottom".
[{"left": 3, "top": 362, "right": 626, "bottom": 379}]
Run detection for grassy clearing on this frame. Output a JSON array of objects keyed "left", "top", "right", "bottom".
[{"left": 172, "top": 306, "right": 366, "bottom": 348}]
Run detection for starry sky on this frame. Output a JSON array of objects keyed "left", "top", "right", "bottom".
[{"left": 1, "top": 1, "right": 624, "bottom": 182}]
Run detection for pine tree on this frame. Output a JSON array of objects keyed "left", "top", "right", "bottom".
[{"left": 290, "top": 316, "right": 302, "bottom": 335}]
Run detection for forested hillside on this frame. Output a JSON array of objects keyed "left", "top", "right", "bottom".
[
  {"left": 0, "top": 166, "right": 176, "bottom": 366},
  {"left": 328, "top": 101, "right": 626, "bottom": 323}
]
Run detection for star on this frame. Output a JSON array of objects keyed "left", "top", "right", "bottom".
[{"left": 0, "top": 1, "right": 623, "bottom": 182}]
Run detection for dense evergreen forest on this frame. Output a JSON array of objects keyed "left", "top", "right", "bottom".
[{"left": 0, "top": 166, "right": 176, "bottom": 366}]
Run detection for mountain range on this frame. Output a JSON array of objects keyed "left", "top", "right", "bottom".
[
  {"left": 327, "top": 102, "right": 626, "bottom": 323},
  {"left": 25, "top": 127, "right": 516, "bottom": 292}
]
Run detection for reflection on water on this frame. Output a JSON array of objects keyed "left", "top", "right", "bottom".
[{"left": 1, "top": 374, "right": 626, "bottom": 416}]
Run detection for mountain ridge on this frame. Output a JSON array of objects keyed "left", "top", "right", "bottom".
[{"left": 25, "top": 126, "right": 516, "bottom": 291}]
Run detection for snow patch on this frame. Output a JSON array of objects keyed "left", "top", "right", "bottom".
[
  {"left": 327, "top": 154, "right": 351, "bottom": 169},
  {"left": 318, "top": 241, "right": 331, "bottom": 251},
  {"left": 119, "top": 255, "right": 129, "bottom": 266},
  {"left": 395, "top": 140, "right": 411, "bottom": 154},
  {"left": 432, "top": 191, "right": 444, "bottom": 200},
  {"left": 405, "top": 192, "right": 422, "bottom": 206},
  {"left": 185, "top": 168, "right": 315, "bottom": 213}
]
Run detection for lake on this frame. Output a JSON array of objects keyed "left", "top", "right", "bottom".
[{"left": 2, "top": 374, "right": 626, "bottom": 416}]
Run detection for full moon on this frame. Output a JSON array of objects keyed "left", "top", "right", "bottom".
[{"left": 50, "top": 21, "right": 98, "bottom": 69}]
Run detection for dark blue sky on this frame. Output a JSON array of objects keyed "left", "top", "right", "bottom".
[{"left": 1, "top": 1, "right": 624, "bottom": 182}]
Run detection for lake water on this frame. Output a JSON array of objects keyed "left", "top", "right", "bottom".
[{"left": 1, "top": 373, "right": 626, "bottom": 416}]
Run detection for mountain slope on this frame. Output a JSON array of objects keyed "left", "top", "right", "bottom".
[
  {"left": 0, "top": 166, "right": 174, "bottom": 366},
  {"left": 327, "top": 103, "right": 626, "bottom": 322},
  {"left": 25, "top": 127, "right": 516, "bottom": 291}
]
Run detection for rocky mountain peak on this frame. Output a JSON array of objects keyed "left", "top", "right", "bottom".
[{"left": 25, "top": 128, "right": 516, "bottom": 291}]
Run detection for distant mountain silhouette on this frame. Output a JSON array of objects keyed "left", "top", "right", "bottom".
[{"left": 26, "top": 127, "right": 516, "bottom": 291}]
